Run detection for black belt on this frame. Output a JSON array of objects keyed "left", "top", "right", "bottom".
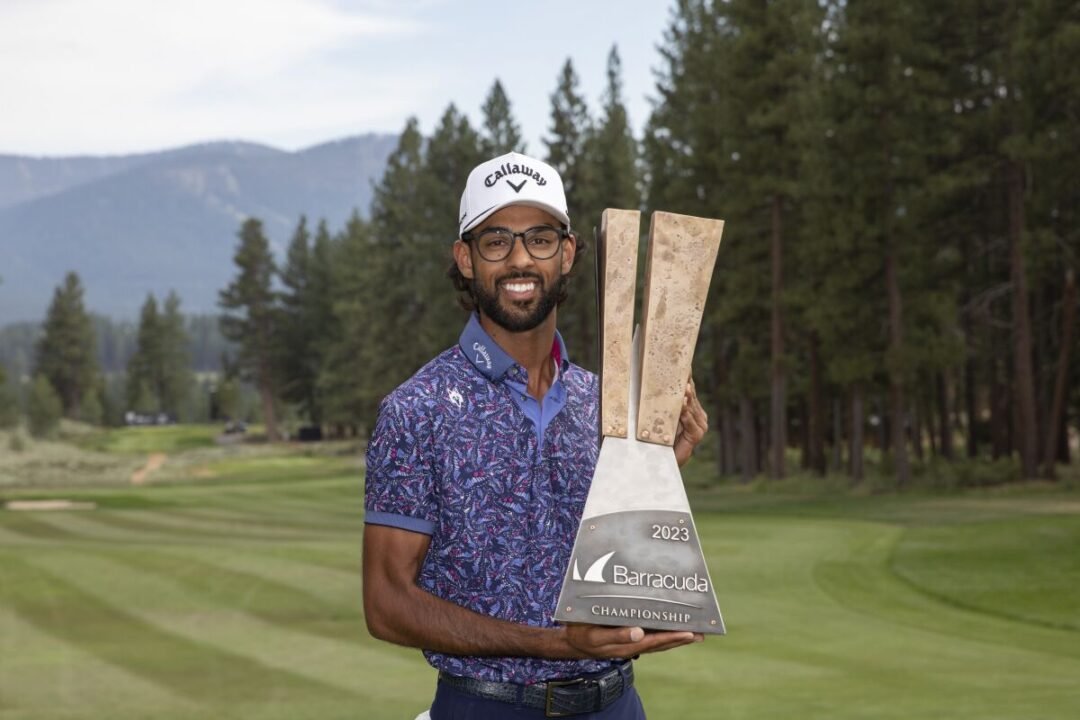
[{"left": 438, "top": 662, "right": 634, "bottom": 718}]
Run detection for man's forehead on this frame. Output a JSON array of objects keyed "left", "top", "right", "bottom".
[{"left": 479, "top": 205, "right": 562, "bottom": 229}]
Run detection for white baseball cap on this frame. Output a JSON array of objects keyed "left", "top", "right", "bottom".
[{"left": 459, "top": 151, "right": 570, "bottom": 236}]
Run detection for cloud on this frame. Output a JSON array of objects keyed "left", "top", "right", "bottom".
[{"left": 0, "top": 0, "right": 423, "bottom": 154}]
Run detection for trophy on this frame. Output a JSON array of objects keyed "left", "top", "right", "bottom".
[{"left": 555, "top": 209, "right": 726, "bottom": 635}]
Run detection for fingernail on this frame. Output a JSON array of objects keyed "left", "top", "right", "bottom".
[{"left": 629, "top": 628, "right": 644, "bottom": 642}]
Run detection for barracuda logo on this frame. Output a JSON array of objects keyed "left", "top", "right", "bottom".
[
  {"left": 572, "top": 550, "right": 710, "bottom": 593},
  {"left": 572, "top": 551, "right": 615, "bottom": 583}
]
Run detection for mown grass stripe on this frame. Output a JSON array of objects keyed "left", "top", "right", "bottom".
[
  {"left": 3, "top": 509, "right": 173, "bottom": 547},
  {"left": 127, "top": 507, "right": 336, "bottom": 538},
  {"left": 0, "top": 552, "right": 358, "bottom": 706},
  {"left": 0, "top": 605, "right": 198, "bottom": 718},
  {"left": 0, "top": 511, "right": 83, "bottom": 542},
  {"left": 101, "top": 549, "right": 365, "bottom": 645},
  {"left": 160, "top": 543, "right": 363, "bottom": 607},
  {"left": 74, "top": 508, "right": 320, "bottom": 543},
  {"left": 30, "top": 549, "right": 432, "bottom": 708},
  {"left": 168, "top": 505, "right": 359, "bottom": 533},
  {"left": 227, "top": 542, "right": 363, "bottom": 576},
  {"left": 211, "top": 489, "right": 362, "bottom": 520}
]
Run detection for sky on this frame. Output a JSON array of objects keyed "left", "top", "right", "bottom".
[{"left": 0, "top": 0, "right": 675, "bottom": 157}]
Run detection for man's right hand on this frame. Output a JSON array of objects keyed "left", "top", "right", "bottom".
[{"left": 563, "top": 623, "right": 702, "bottom": 659}]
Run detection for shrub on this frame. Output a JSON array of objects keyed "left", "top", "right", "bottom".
[{"left": 27, "top": 375, "right": 62, "bottom": 439}]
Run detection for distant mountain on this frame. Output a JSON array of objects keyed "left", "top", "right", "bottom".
[{"left": 0, "top": 134, "right": 397, "bottom": 324}]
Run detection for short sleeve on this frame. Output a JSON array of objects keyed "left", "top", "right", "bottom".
[{"left": 363, "top": 394, "right": 438, "bottom": 535}]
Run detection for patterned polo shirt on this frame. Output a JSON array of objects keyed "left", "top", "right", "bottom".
[{"left": 364, "top": 313, "right": 612, "bottom": 683}]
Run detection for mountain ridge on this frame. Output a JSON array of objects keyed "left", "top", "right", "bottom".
[{"left": 0, "top": 133, "right": 397, "bottom": 324}]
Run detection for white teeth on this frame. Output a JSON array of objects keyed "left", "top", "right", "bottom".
[{"left": 504, "top": 282, "right": 535, "bottom": 293}]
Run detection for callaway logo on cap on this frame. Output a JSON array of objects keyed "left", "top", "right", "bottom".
[{"left": 458, "top": 151, "right": 570, "bottom": 236}]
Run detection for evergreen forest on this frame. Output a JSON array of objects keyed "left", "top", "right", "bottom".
[{"left": 4, "top": 0, "right": 1079, "bottom": 488}]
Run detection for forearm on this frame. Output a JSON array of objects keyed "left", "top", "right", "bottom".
[{"left": 365, "top": 580, "right": 583, "bottom": 659}]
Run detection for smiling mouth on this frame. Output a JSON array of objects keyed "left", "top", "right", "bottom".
[
  {"left": 499, "top": 277, "right": 540, "bottom": 300},
  {"left": 503, "top": 281, "right": 536, "bottom": 293}
]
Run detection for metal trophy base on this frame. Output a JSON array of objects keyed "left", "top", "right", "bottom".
[{"left": 555, "top": 330, "right": 725, "bottom": 635}]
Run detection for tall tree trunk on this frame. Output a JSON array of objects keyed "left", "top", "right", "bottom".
[
  {"left": 808, "top": 331, "right": 826, "bottom": 475},
  {"left": 739, "top": 393, "right": 757, "bottom": 483},
  {"left": 885, "top": 244, "right": 910, "bottom": 485},
  {"left": 964, "top": 348, "right": 978, "bottom": 459},
  {"left": 927, "top": 387, "right": 939, "bottom": 457},
  {"left": 711, "top": 330, "right": 737, "bottom": 476},
  {"left": 258, "top": 365, "right": 279, "bottom": 442},
  {"left": 912, "top": 396, "right": 925, "bottom": 462},
  {"left": 850, "top": 385, "right": 865, "bottom": 484},
  {"left": 770, "top": 195, "right": 786, "bottom": 479},
  {"left": 832, "top": 396, "right": 844, "bottom": 473},
  {"left": 990, "top": 356, "right": 1009, "bottom": 460},
  {"left": 1042, "top": 270, "right": 1077, "bottom": 479},
  {"left": 721, "top": 403, "right": 737, "bottom": 475},
  {"left": 1009, "top": 159, "right": 1038, "bottom": 478},
  {"left": 256, "top": 317, "right": 279, "bottom": 442},
  {"left": 800, "top": 398, "right": 811, "bottom": 471},
  {"left": 962, "top": 229, "right": 979, "bottom": 459},
  {"left": 937, "top": 371, "right": 955, "bottom": 460}
]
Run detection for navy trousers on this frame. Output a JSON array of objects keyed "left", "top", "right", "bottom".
[{"left": 429, "top": 681, "right": 647, "bottom": 720}]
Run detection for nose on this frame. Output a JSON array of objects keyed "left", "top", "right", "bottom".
[{"left": 504, "top": 232, "right": 535, "bottom": 269}]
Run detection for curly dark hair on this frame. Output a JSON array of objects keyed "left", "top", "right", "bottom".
[{"left": 446, "top": 230, "right": 588, "bottom": 312}]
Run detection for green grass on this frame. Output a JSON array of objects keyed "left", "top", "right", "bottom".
[
  {"left": 1, "top": 443, "right": 1078, "bottom": 718},
  {"left": 73, "top": 424, "right": 224, "bottom": 454}
]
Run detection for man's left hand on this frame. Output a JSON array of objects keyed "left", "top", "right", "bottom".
[{"left": 674, "top": 378, "right": 708, "bottom": 468}]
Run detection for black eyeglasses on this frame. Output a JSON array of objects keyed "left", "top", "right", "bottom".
[{"left": 461, "top": 225, "right": 570, "bottom": 262}]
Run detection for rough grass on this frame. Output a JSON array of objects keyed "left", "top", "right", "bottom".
[
  {"left": 0, "top": 439, "right": 1078, "bottom": 719},
  {"left": 73, "top": 424, "right": 223, "bottom": 454}
]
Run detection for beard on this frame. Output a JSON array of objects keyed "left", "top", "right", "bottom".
[{"left": 472, "top": 271, "right": 565, "bottom": 333}]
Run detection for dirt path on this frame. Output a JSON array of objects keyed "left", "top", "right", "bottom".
[{"left": 130, "top": 452, "right": 168, "bottom": 485}]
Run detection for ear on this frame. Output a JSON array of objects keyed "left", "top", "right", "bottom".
[
  {"left": 561, "top": 232, "right": 577, "bottom": 275},
  {"left": 453, "top": 239, "right": 474, "bottom": 279}
]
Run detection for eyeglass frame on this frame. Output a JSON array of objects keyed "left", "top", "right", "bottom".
[{"left": 460, "top": 224, "right": 572, "bottom": 262}]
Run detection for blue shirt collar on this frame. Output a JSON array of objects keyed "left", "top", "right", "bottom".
[{"left": 458, "top": 313, "right": 571, "bottom": 381}]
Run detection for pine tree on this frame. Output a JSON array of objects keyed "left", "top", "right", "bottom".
[
  {"left": 361, "top": 118, "right": 429, "bottom": 406},
  {"left": 218, "top": 218, "right": 281, "bottom": 441},
  {"left": 320, "top": 212, "right": 377, "bottom": 432},
  {"left": 35, "top": 272, "right": 98, "bottom": 418},
  {"left": 481, "top": 79, "right": 526, "bottom": 155},
  {"left": 715, "top": 0, "right": 822, "bottom": 478},
  {"left": 305, "top": 219, "right": 337, "bottom": 426},
  {"left": 277, "top": 216, "right": 317, "bottom": 422},
  {"left": 648, "top": 0, "right": 770, "bottom": 480},
  {"left": 159, "top": 291, "right": 193, "bottom": 418},
  {"left": 808, "top": 0, "right": 950, "bottom": 485},
  {"left": 592, "top": 46, "right": 640, "bottom": 212},
  {"left": 424, "top": 105, "right": 485, "bottom": 345},
  {"left": 544, "top": 59, "right": 599, "bottom": 370},
  {"left": 127, "top": 294, "right": 162, "bottom": 413}
]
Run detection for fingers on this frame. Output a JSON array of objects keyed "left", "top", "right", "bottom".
[
  {"left": 674, "top": 379, "right": 708, "bottom": 467},
  {"left": 679, "top": 379, "right": 708, "bottom": 438},
  {"left": 565, "top": 624, "right": 700, "bottom": 659}
]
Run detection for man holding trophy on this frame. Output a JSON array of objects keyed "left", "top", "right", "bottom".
[{"left": 363, "top": 151, "right": 720, "bottom": 719}]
